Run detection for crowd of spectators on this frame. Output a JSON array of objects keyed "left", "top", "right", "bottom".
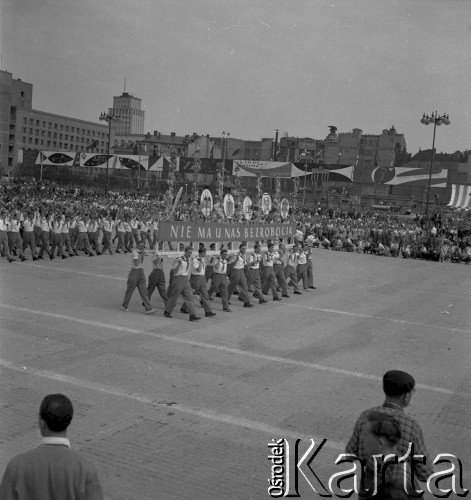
[{"left": 1, "top": 177, "right": 471, "bottom": 264}]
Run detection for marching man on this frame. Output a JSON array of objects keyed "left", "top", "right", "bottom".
[
  {"left": 164, "top": 246, "right": 201, "bottom": 321},
  {"left": 121, "top": 241, "right": 157, "bottom": 314}
]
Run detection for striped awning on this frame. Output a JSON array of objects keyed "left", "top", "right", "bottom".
[{"left": 447, "top": 184, "right": 471, "bottom": 209}]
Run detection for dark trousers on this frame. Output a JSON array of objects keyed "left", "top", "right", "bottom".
[
  {"left": 247, "top": 268, "right": 263, "bottom": 299},
  {"left": 285, "top": 265, "right": 301, "bottom": 292},
  {"left": 0, "top": 230, "right": 12, "bottom": 260},
  {"left": 274, "top": 263, "right": 288, "bottom": 295},
  {"left": 147, "top": 269, "right": 168, "bottom": 303},
  {"left": 165, "top": 276, "right": 196, "bottom": 315},
  {"left": 210, "top": 273, "right": 229, "bottom": 309},
  {"left": 190, "top": 275, "right": 212, "bottom": 314},
  {"left": 8, "top": 232, "right": 24, "bottom": 258},
  {"left": 122, "top": 268, "right": 152, "bottom": 311},
  {"left": 22, "top": 232, "right": 36, "bottom": 257},
  {"left": 50, "top": 233, "right": 63, "bottom": 257},
  {"left": 228, "top": 269, "right": 251, "bottom": 305},
  {"left": 297, "top": 263, "right": 309, "bottom": 289},
  {"left": 61, "top": 233, "right": 73, "bottom": 255},
  {"left": 262, "top": 267, "right": 279, "bottom": 298},
  {"left": 38, "top": 231, "right": 50, "bottom": 258}
]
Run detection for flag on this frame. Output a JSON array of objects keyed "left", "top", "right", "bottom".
[{"left": 210, "top": 143, "right": 214, "bottom": 159}]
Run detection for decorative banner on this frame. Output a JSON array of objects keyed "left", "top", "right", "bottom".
[
  {"left": 242, "top": 196, "right": 253, "bottom": 221},
  {"left": 223, "top": 194, "right": 235, "bottom": 219},
  {"left": 157, "top": 221, "right": 297, "bottom": 242},
  {"left": 35, "top": 151, "right": 77, "bottom": 166},
  {"left": 261, "top": 192, "right": 272, "bottom": 215},
  {"left": 117, "top": 155, "right": 149, "bottom": 170},
  {"left": 79, "top": 153, "right": 115, "bottom": 168},
  {"left": 200, "top": 189, "right": 213, "bottom": 216},
  {"left": 233, "top": 160, "right": 306, "bottom": 178},
  {"left": 280, "top": 198, "right": 290, "bottom": 219}
]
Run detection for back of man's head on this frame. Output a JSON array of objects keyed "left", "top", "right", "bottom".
[
  {"left": 39, "top": 394, "right": 74, "bottom": 433},
  {"left": 383, "top": 370, "right": 415, "bottom": 398}
]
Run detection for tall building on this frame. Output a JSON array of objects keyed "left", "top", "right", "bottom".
[{"left": 111, "top": 92, "right": 144, "bottom": 135}]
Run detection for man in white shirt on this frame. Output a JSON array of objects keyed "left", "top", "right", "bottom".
[
  {"left": 284, "top": 244, "right": 302, "bottom": 295},
  {"left": 22, "top": 211, "right": 37, "bottom": 260},
  {"left": 8, "top": 212, "right": 26, "bottom": 261},
  {"left": 209, "top": 249, "right": 232, "bottom": 312},
  {"left": 246, "top": 244, "right": 267, "bottom": 304},
  {"left": 227, "top": 243, "right": 253, "bottom": 308},
  {"left": 49, "top": 214, "right": 63, "bottom": 260},
  {"left": 100, "top": 216, "right": 114, "bottom": 255},
  {"left": 121, "top": 242, "right": 157, "bottom": 314},
  {"left": 274, "top": 244, "right": 289, "bottom": 297},
  {"left": 38, "top": 214, "right": 52, "bottom": 260},
  {"left": 60, "top": 215, "right": 74, "bottom": 258},
  {"left": 0, "top": 209, "right": 15, "bottom": 262},
  {"left": 261, "top": 243, "right": 281, "bottom": 301},
  {"left": 188, "top": 248, "right": 216, "bottom": 317},
  {"left": 164, "top": 247, "right": 201, "bottom": 321}
]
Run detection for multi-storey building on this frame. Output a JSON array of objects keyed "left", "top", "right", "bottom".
[
  {"left": 278, "top": 135, "right": 324, "bottom": 163},
  {"left": 0, "top": 70, "right": 110, "bottom": 172},
  {"left": 111, "top": 91, "right": 144, "bottom": 135}
]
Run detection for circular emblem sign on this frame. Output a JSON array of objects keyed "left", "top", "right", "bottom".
[
  {"left": 261, "top": 192, "right": 272, "bottom": 215},
  {"left": 223, "top": 194, "right": 235, "bottom": 219},
  {"left": 200, "top": 189, "right": 213, "bottom": 217},
  {"left": 242, "top": 196, "right": 253, "bottom": 221},
  {"left": 280, "top": 198, "right": 290, "bottom": 219}
]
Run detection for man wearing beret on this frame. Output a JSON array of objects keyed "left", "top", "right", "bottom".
[{"left": 345, "top": 370, "right": 433, "bottom": 497}]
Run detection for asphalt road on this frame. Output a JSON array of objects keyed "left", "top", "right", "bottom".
[{"left": 0, "top": 249, "right": 470, "bottom": 499}]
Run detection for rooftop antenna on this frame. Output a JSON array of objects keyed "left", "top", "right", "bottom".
[{"left": 123, "top": 77, "right": 126, "bottom": 93}]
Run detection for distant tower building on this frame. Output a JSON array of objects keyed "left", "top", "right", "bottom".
[{"left": 110, "top": 90, "right": 144, "bottom": 136}]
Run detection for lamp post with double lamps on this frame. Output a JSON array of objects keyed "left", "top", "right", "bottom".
[
  {"left": 420, "top": 111, "right": 450, "bottom": 218},
  {"left": 99, "top": 110, "right": 121, "bottom": 193}
]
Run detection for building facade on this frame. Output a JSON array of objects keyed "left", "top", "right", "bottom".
[
  {"left": 110, "top": 92, "right": 145, "bottom": 135},
  {"left": 1, "top": 70, "right": 111, "bottom": 173}
]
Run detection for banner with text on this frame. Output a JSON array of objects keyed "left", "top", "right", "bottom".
[{"left": 158, "top": 221, "right": 297, "bottom": 242}]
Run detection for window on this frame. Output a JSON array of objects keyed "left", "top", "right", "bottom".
[
  {"left": 65, "top": 135, "right": 68, "bottom": 140},
  {"left": 42, "top": 121, "right": 46, "bottom": 127},
  {"left": 35, "top": 139, "right": 38, "bottom": 145},
  {"left": 30, "top": 119, "right": 33, "bottom": 125},
  {"left": 60, "top": 125, "right": 63, "bottom": 131},
  {"left": 35, "top": 129, "right": 39, "bottom": 136},
  {"left": 48, "top": 122, "right": 52, "bottom": 129},
  {"left": 81, "top": 138, "right": 84, "bottom": 143},
  {"left": 87, "top": 130, "right": 90, "bottom": 136},
  {"left": 21, "top": 91, "right": 24, "bottom": 97},
  {"left": 65, "top": 143, "right": 68, "bottom": 148},
  {"left": 41, "top": 130, "right": 45, "bottom": 136},
  {"left": 53, "top": 141, "right": 56, "bottom": 147},
  {"left": 23, "top": 127, "right": 26, "bottom": 133},
  {"left": 29, "top": 128, "right": 33, "bottom": 134},
  {"left": 22, "top": 136, "right": 26, "bottom": 143},
  {"left": 92, "top": 131, "right": 95, "bottom": 137},
  {"left": 71, "top": 126, "right": 75, "bottom": 133},
  {"left": 48, "top": 132, "right": 51, "bottom": 138},
  {"left": 47, "top": 140, "right": 51, "bottom": 147},
  {"left": 28, "top": 138, "right": 32, "bottom": 143},
  {"left": 23, "top": 117, "right": 27, "bottom": 125},
  {"left": 59, "top": 143, "right": 62, "bottom": 148},
  {"left": 54, "top": 124, "right": 58, "bottom": 130},
  {"left": 59, "top": 134, "right": 63, "bottom": 139},
  {"left": 41, "top": 139, "right": 44, "bottom": 145},
  {"left": 86, "top": 138, "right": 89, "bottom": 144},
  {"left": 66, "top": 126, "right": 69, "bottom": 132},
  {"left": 53, "top": 133, "right": 57, "bottom": 139},
  {"left": 36, "top": 120, "right": 40, "bottom": 126}
]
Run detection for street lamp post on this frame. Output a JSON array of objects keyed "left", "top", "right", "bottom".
[
  {"left": 99, "top": 110, "right": 120, "bottom": 193},
  {"left": 420, "top": 111, "right": 450, "bottom": 218}
]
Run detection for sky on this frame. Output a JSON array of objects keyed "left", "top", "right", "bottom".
[{"left": 1, "top": 0, "right": 470, "bottom": 155}]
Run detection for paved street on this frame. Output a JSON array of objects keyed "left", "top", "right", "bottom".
[{"left": 0, "top": 249, "right": 470, "bottom": 499}]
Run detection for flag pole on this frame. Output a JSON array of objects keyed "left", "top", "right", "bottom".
[{"left": 40, "top": 152, "right": 43, "bottom": 182}]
